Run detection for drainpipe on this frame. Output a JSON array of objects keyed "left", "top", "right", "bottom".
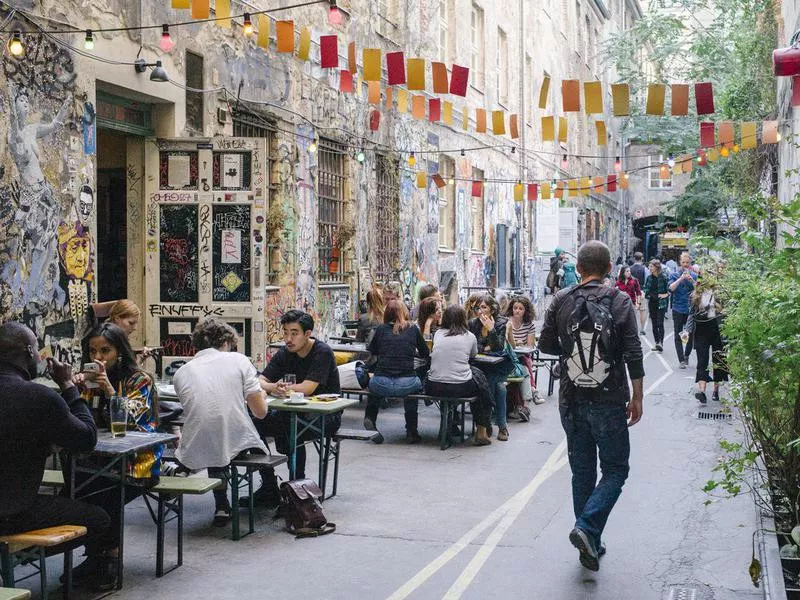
[{"left": 518, "top": 0, "right": 527, "bottom": 287}]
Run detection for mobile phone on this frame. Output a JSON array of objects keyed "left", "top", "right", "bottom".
[
  {"left": 83, "top": 362, "right": 99, "bottom": 372},
  {"left": 82, "top": 362, "right": 99, "bottom": 388}
]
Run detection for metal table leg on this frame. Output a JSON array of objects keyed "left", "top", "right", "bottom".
[
  {"left": 116, "top": 454, "right": 126, "bottom": 589},
  {"left": 288, "top": 413, "right": 298, "bottom": 480},
  {"left": 318, "top": 415, "right": 326, "bottom": 495}
]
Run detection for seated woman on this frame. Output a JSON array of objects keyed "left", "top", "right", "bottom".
[
  {"left": 364, "top": 300, "right": 430, "bottom": 444},
  {"left": 356, "top": 287, "right": 385, "bottom": 345},
  {"left": 106, "top": 299, "right": 157, "bottom": 370},
  {"left": 426, "top": 306, "right": 492, "bottom": 446},
  {"left": 505, "top": 296, "right": 544, "bottom": 410},
  {"left": 69, "top": 323, "right": 160, "bottom": 590},
  {"left": 468, "top": 294, "right": 514, "bottom": 441}
]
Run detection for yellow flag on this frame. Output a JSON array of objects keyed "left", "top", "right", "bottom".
[
  {"left": 363, "top": 49, "right": 382, "bottom": 81},
  {"left": 595, "top": 121, "right": 607, "bottom": 146},
  {"left": 741, "top": 122, "right": 757, "bottom": 149},
  {"left": 416, "top": 172, "right": 427, "bottom": 189},
  {"left": 580, "top": 177, "right": 591, "bottom": 197},
  {"left": 542, "top": 116, "right": 555, "bottom": 142},
  {"left": 407, "top": 58, "right": 426, "bottom": 90},
  {"left": 707, "top": 148, "right": 719, "bottom": 162},
  {"left": 681, "top": 155, "right": 693, "bottom": 174},
  {"left": 492, "top": 110, "right": 506, "bottom": 135},
  {"left": 172, "top": 0, "right": 190, "bottom": 8},
  {"left": 611, "top": 83, "right": 630, "bottom": 116},
  {"left": 645, "top": 84, "right": 666, "bottom": 115},
  {"left": 191, "top": 0, "right": 210, "bottom": 19},
  {"left": 257, "top": 15, "right": 270, "bottom": 48},
  {"left": 538, "top": 76, "right": 550, "bottom": 109},
  {"left": 558, "top": 117, "right": 568, "bottom": 143},
  {"left": 443, "top": 101, "right": 453, "bottom": 126},
  {"left": 216, "top": 0, "right": 231, "bottom": 27},
  {"left": 397, "top": 89, "right": 408, "bottom": 113},
  {"left": 584, "top": 81, "right": 603, "bottom": 114},
  {"left": 540, "top": 182, "right": 551, "bottom": 199},
  {"left": 568, "top": 179, "right": 578, "bottom": 197},
  {"left": 514, "top": 183, "right": 524, "bottom": 201},
  {"left": 462, "top": 107, "right": 469, "bottom": 130},
  {"left": 298, "top": 27, "right": 311, "bottom": 60}
]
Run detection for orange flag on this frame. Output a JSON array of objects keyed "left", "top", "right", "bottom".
[
  {"left": 492, "top": 110, "right": 506, "bottom": 135},
  {"left": 412, "top": 95, "right": 426, "bottom": 120},
  {"left": 431, "top": 62, "right": 449, "bottom": 94},
  {"left": 348, "top": 42, "right": 356, "bottom": 73},
  {"left": 385, "top": 87, "right": 394, "bottom": 109},
  {"left": 368, "top": 81, "right": 381, "bottom": 104},
  {"left": 584, "top": 81, "right": 603, "bottom": 114},
  {"left": 407, "top": 58, "right": 426, "bottom": 90},
  {"left": 509, "top": 114, "right": 519, "bottom": 139},
  {"left": 718, "top": 121, "right": 734, "bottom": 147},
  {"left": 593, "top": 176, "right": 605, "bottom": 192},
  {"left": 611, "top": 83, "right": 630, "bottom": 116},
  {"left": 538, "top": 76, "right": 551, "bottom": 109},
  {"left": 476, "top": 108, "right": 487, "bottom": 133},
  {"left": 562, "top": 80, "right": 581, "bottom": 112},
  {"left": 276, "top": 21, "right": 294, "bottom": 53},
  {"left": 363, "top": 49, "right": 382, "bottom": 81},
  {"left": 670, "top": 84, "right": 689, "bottom": 116},
  {"left": 646, "top": 84, "right": 666, "bottom": 115},
  {"left": 596, "top": 121, "right": 607, "bottom": 146},
  {"left": 542, "top": 116, "right": 555, "bottom": 142},
  {"left": 762, "top": 120, "right": 779, "bottom": 144},
  {"left": 191, "top": 0, "right": 209, "bottom": 18}
]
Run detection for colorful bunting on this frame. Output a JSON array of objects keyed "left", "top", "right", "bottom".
[
  {"left": 514, "top": 182, "right": 524, "bottom": 201},
  {"left": 257, "top": 15, "right": 270, "bottom": 49},
  {"left": 555, "top": 181, "right": 565, "bottom": 199},
  {"left": 538, "top": 76, "right": 551, "bottom": 109},
  {"left": 172, "top": 0, "right": 190, "bottom": 8},
  {"left": 368, "top": 80, "right": 381, "bottom": 104},
  {"left": 699, "top": 122, "right": 715, "bottom": 148},
  {"left": 386, "top": 52, "right": 406, "bottom": 85},
  {"left": 432, "top": 174, "right": 446, "bottom": 188},
  {"left": 298, "top": 27, "right": 311, "bottom": 61},
  {"left": 793, "top": 76, "right": 800, "bottom": 107},
  {"left": 707, "top": 148, "right": 719, "bottom": 162},
  {"left": 416, "top": 172, "right": 427, "bottom": 188},
  {"left": 432, "top": 62, "right": 449, "bottom": 94},
  {"left": 542, "top": 116, "right": 555, "bottom": 142},
  {"left": 671, "top": 84, "right": 689, "bottom": 116},
  {"left": 385, "top": 87, "right": 394, "bottom": 109},
  {"left": 363, "top": 49, "right": 382, "bottom": 81},
  {"left": 191, "top": 0, "right": 209, "bottom": 19},
  {"left": 216, "top": 0, "right": 231, "bottom": 28},
  {"left": 592, "top": 177, "right": 604, "bottom": 192},
  {"left": 541, "top": 182, "right": 551, "bottom": 199},
  {"left": 348, "top": 42, "right": 356, "bottom": 73},
  {"left": 718, "top": 121, "right": 734, "bottom": 147},
  {"left": 492, "top": 110, "right": 505, "bottom": 135},
  {"left": 596, "top": 121, "right": 607, "bottom": 146},
  {"left": 472, "top": 180, "right": 483, "bottom": 197},
  {"left": 369, "top": 110, "right": 381, "bottom": 131},
  {"left": 509, "top": 114, "right": 519, "bottom": 139},
  {"left": 762, "top": 120, "right": 779, "bottom": 144},
  {"left": 276, "top": 21, "right": 294, "bottom": 53},
  {"left": 429, "top": 98, "right": 442, "bottom": 122},
  {"left": 695, "top": 82, "right": 715, "bottom": 115},
  {"left": 619, "top": 174, "right": 629, "bottom": 190},
  {"left": 646, "top": 84, "right": 666, "bottom": 115},
  {"left": 412, "top": 95, "right": 426, "bottom": 119},
  {"left": 450, "top": 65, "right": 470, "bottom": 96},
  {"left": 462, "top": 107, "right": 469, "bottom": 130},
  {"left": 580, "top": 177, "right": 591, "bottom": 196},
  {"left": 527, "top": 183, "right": 538, "bottom": 201},
  {"left": 443, "top": 101, "right": 454, "bottom": 125},
  {"left": 407, "top": 58, "right": 426, "bottom": 90},
  {"left": 558, "top": 117, "right": 568, "bottom": 143},
  {"left": 611, "top": 84, "right": 630, "bottom": 116},
  {"left": 339, "top": 70, "right": 354, "bottom": 93},
  {"left": 476, "top": 109, "right": 487, "bottom": 133},
  {"left": 741, "top": 122, "right": 757, "bottom": 149},
  {"left": 397, "top": 89, "right": 408, "bottom": 112},
  {"left": 584, "top": 81, "right": 603, "bottom": 114},
  {"left": 606, "top": 174, "right": 617, "bottom": 192},
  {"left": 562, "top": 80, "right": 581, "bottom": 112}
]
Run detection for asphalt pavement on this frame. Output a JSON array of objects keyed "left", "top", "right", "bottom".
[{"left": 27, "top": 327, "right": 762, "bottom": 600}]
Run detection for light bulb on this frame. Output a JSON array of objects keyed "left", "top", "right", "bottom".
[
  {"left": 460, "top": 149, "right": 465, "bottom": 157},
  {"left": 447, "top": 178, "right": 455, "bottom": 185},
  {"left": 308, "top": 137, "right": 318, "bottom": 153},
  {"left": 614, "top": 156, "right": 622, "bottom": 173},
  {"left": 328, "top": 4, "right": 343, "bottom": 25},
  {"left": 777, "top": 132, "right": 783, "bottom": 142},
  {"left": 622, "top": 172, "right": 629, "bottom": 181},
  {"left": 242, "top": 13, "right": 254, "bottom": 36},
  {"left": 561, "top": 154, "right": 568, "bottom": 170},
  {"left": 7, "top": 31, "right": 24, "bottom": 57},
  {"left": 697, "top": 151, "right": 707, "bottom": 166},
  {"left": 733, "top": 144, "right": 740, "bottom": 153},
  {"left": 356, "top": 149, "right": 365, "bottom": 163},
  {"left": 408, "top": 152, "right": 416, "bottom": 167},
  {"left": 159, "top": 24, "right": 174, "bottom": 52},
  {"left": 84, "top": 30, "right": 94, "bottom": 50},
  {"left": 659, "top": 164, "right": 670, "bottom": 180},
  {"left": 667, "top": 154, "right": 675, "bottom": 168}
]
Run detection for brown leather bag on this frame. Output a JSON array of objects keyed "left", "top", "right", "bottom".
[{"left": 280, "top": 479, "right": 336, "bottom": 538}]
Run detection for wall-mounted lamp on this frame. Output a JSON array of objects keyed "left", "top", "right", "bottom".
[
  {"left": 134, "top": 58, "right": 169, "bottom": 82},
  {"left": 774, "top": 31, "right": 800, "bottom": 76}
]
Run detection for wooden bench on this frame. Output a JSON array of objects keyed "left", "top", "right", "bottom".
[
  {"left": 0, "top": 525, "right": 86, "bottom": 600},
  {"left": 323, "top": 429, "right": 381, "bottom": 500},
  {"left": 407, "top": 395, "right": 478, "bottom": 450},
  {"left": 341, "top": 388, "right": 369, "bottom": 402},
  {"left": 228, "top": 454, "right": 288, "bottom": 540}
]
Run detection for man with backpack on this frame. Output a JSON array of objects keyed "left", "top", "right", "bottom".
[{"left": 538, "top": 241, "right": 644, "bottom": 572}]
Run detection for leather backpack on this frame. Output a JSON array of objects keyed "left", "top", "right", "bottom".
[{"left": 280, "top": 479, "right": 336, "bottom": 538}]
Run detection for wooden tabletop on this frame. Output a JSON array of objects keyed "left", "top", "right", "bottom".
[{"left": 268, "top": 396, "right": 359, "bottom": 414}]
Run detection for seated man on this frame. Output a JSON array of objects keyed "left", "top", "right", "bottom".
[
  {"left": 257, "top": 310, "right": 342, "bottom": 485},
  {"left": 173, "top": 318, "right": 269, "bottom": 526},
  {"left": 0, "top": 322, "right": 111, "bottom": 590}
]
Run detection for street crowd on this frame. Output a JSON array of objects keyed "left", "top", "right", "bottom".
[{"left": 0, "top": 240, "right": 730, "bottom": 593}]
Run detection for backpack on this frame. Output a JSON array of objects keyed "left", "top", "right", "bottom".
[
  {"left": 559, "top": 288, "right": 618, "bottom": 389},
  {"left": 280, "top": 479, "right": 336, "bottom": 538}
]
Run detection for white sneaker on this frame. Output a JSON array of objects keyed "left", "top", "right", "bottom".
[{"left": 532, "top": 391, "right": 546, "bottom": 405}]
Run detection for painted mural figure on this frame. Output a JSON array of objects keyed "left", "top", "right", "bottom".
[{"left": 4, "top": 82, "right": 71, "bottom": 314}]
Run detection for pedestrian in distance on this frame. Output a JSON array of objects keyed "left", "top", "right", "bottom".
[
  {"left": 643, "top": 260, "right": 669, "bottom": 352},
  {"left": 629, "top": 252, "right": 648, "bottom": 334},
  {"left": 615, "top": 266, "right": 642, "bottom": 310},
  {"left": 539, "top": 240, "right": 644, "bottom": 572},
  {"left": 669, "top": 252, "right": 698, "bottom": 368},
  {"left": 683, "top": 275, "right": 728, "bottom": 403}
]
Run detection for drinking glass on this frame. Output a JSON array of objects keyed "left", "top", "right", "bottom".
[
  {"left": 282, "top": 374, "right": 297, "bottom": 385},
  {"left": 109, "top": 396, "right": 128, "bottom": 438}
]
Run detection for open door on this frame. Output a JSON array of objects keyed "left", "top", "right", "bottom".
[{"left": 143, "top": 137, "right": 269, "bottom": 376}]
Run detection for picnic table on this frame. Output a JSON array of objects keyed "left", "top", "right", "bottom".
[
  {"left": 471, "top": 354, "right": 504, "bottom": 365},
  {"left": 268, "top": 396, "right": 358, "bottom": 496},
  {"left": 64, "top": 431, "right": 177, "bottom": 589}
]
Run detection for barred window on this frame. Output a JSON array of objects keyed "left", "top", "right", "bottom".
[
  {"left": 318, "top": 139, "right": 347, "bottom": 283},
  {"left": 374, "top": 155, "right": 400, "bottom": 281}
]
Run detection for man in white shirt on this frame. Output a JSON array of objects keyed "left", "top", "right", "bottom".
[{"left": 173, "top": 318, "right": 268, "bottom": 526}]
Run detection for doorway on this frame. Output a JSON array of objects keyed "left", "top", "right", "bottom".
[{"left": 96, "top": 129, "right": 128, "bottom": 302}]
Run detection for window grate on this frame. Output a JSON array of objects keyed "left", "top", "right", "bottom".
[
  {"left": 318, "top": 139, "right": 347, "bottom": 283},
  {"left": 374, "top": 156, "right": 399, "bottom": 281}
]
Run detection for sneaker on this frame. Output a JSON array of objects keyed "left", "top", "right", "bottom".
[
  {"left": 239, "top": 484, "right": 281, "bottom": 509},
  {"left": 598, "top": 542, "right": 607, "bottom": 557},
  {"left": 363, "top": 417, "right": 384, "bottom": 444},
  {"left": 497, "top": 427, "right": 509, "bottom": 441},
  {"left": 680, "top": 361, "right": 688, "bottom": 369},
  {"left": 406, "top": 431, "right": 422, "bottom": 444},
  {"left": 213, "top": 507, "right": 232, "bottom": 527},
  {"left": 655, "top": 344, "right": 663, "bottom": 352},
  {"left": 569, "top": 527, "right": 599, "bottom": 572},
  {"left": 89, "top": 557, "right": 119, "bottom": 592},
  {"left": 508, "top": 409, "right": 521, "bottom": 421},
  {"left": 695, "top": 391, "right": 707, "bottom": 404},
  {"left": 532, "top": 392, "right": 546, "bottom": 405},
  {"left": 60, "top": 555, "right": 99, "bottom": 585},
  {"left": 518, "top": 406, "right": 531, "bottom": 422},
  {"left": 712, "top": 389, "right": 720, "bottom": 402}
]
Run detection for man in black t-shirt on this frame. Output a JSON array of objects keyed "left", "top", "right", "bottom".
[
  {"left": 253, "top": 310, "right": 341, "bottom": 493},
  {"left": 629, "top": 252, "right": 648, "bottom": 334}
]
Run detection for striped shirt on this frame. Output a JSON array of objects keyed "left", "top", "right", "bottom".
[{"left": 511, "top": 321, "right": 536, "bottom": 346}]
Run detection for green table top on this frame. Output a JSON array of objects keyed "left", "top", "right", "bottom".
[
  {"left": 0, "top": 587, "right": 31, "bottom": 600},
  {"left": 268, "top": 396, "right": 358, "bottom": 414}
]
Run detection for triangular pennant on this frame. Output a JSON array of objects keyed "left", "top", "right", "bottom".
[
  {"left": 509, "top": 114, "right": 519, "bottom": 139},
  {"left": 386, "top": 52, "right": 406, "bottom": 85},
  {"left": 542, "top": 116, "right": 555, "bottom": 142},
  {"left": 363, "top": 49, "right": 382, "bottom": 81},
  {"left": 671, "top": 84, "right": 689, "bottom": 116},
  {"left": 699, "top": 122, "right": 715, "bottom": 148},
  {"left": 492, "top": 110, "right": 505, "bottom": 135},
  {"left": 191, "top": 0, "right": 210, "bottom": 19},
  {"left": 339, "top": 70, "right": 353, "bottom": 93},
  {"left": 695, "top": 82, "right": 715, "bottom": 115},
  {"left": 369, "top": 110, "right": 381, "bottom": 131},
  {"left": 450, "top": 65, "right": 470, "bottom": 96},
  {"left": 596, "top": 121, "right": 607, "bottom": 146},
  {"left": 297, "top": 27, "right": 311, "bottom": 61},
  {"left": 429, "top": 98, "right": 442, "bottom": 122},
  {"left": 412, "top": 95, "right": 426, "bottom": 119},
  {"left": 562, "top": 80, "right": 581, "bottom": 112},
  {"left": 741, "top": 122, "right": 757, "bottom": 149},
  {"left": 538, "top": 76, "right": 551, "bottom": 109},
  {"left": 527, "top": 183, "right": 538, "bottom": 201},
  {"left": 276, "top": 21, "right": 294, "bottom": 53},
  {"left": 348, "top": 42, "right": 356, "bottom": 73},
  {"left": 584, "top": 81, "right": 603, "bottom": 114},
  {"left": 646, "top": 84, "right": 666, "bottom": 115},
  {"left": 558, "top": 117, "right": 568, "bottom": 143},
  {"left": 257, "top": 15, "right": 270, "bottom": 49},
  {"left": 432, "top": 62, "right": 449, "bottom": 94},
  {"left": 611, "top": 84, "right": 630, "bottom": 116},
  {"left": 476, "top": 108, "right": 487, "bottom": 133},
  {"left": 443, "top": 101, "right": 453, "bottom": 125},
  {"left": 216, "top": 0, "right": 231, "bottom": 27},
  {"left": 407, "top": 58, "right": 426, "bottom": 90}
]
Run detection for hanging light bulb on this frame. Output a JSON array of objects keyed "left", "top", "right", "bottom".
[
  {"left": 83, "top": 29, "right": 94, "bottom": 50},
  {"left": 614, "top": 156, "right": 622, "bottom": 173},
  {"left": 328, "top": 0, "right": 343, "bottom": 25},
  {"left": 356, "top": 148, "right": 365, "bottom": 163},
  {"left": 460, "top": 149, "right": 465, "bottom": 157},
  {"left": 733, "top": 144, "right": 740, "bottom": 153},
  {"left": 667, "top": 154, "right": 675, "bottom": 168},
  {"left": 511, "top": 146, "right": 516, "bottom": 154},
  {"left": 159, "top": 24, "right": 174, "bottom": 52},
  {"left": 308, "top": 135, "right": 318, "bottom": 153},
  {"left": 408, "top": 152, "right": 416, "bottom": 167},
  {"left": 447, "top": 177, "right": 455, "bottom": 185},
  {"left": 777, "top": 132, "right": 783, "bottom": 142},
  {"left": 242, "top": 13, "right": 254, "bottom": 36},
  {"left": 696, "top": 150, "right": 707, "bottom": 166},
  {"left": 720, "top": 145, "right": 730, "bottom": 157},
  {"left": 7, "top": 31, "right": 24, "bottom": 57}
]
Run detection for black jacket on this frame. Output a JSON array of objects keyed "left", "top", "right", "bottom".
[
  {"left": 368, "top": 324, "right": 430, "bottom": 378},
  {"left": 468, "top": 315, "right": 509, "bottom": 353},
  {"left": 538, "top": 280, "right": 644, "bottom": 406}
]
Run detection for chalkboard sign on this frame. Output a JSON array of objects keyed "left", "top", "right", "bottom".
[
  {"left": 212, "top": 204, "right": 251, "bottom": 302},
  {"left": 159, "top": 318, "right": 197, "bottom": 357},
  {"left": 160, "top": 205, "right": 199, "bottom": 303}
]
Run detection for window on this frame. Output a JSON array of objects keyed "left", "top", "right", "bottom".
[
  {"left": 471, "top": 167, "right": 485, "bottom": 252},
  {"left": 470, "top": 4, "right": 485, "bottom": 89},
  {"left": 377, "top": 0, "right": 401, "bottom": 43},
  {"left": 439, "top": 0, "right": 455, "bottom": 64},
  {"left": 439, "top": 157, "right": 456, "bottom": 250},
  {"left": 185, "top": 51, "right": 204, "bottom": 133},
  {"left": 318, "top": 139, "right": 347, "bottom": 282},
  {"left": 649, "top": 155, "right": 673, "bottom": 189},
  {"left": 374, "top": 156, "right": 400, "bottom": 280},
  {"left": 525, "top": 54, "right": 533, "bottom": 124},
  {"left": 497, "top": 28, "right": 509, "bottom": 105}
]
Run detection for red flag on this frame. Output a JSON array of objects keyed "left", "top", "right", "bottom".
[
  {"left": 369, "top": 110, "right": 380, "bottom": 131},
  {"left": 320, "top": 35, "right": 338, "bottom": 68},
  {"left": 432, "top": 174, "right": 446, "bottom": 188},
  {"left": 429, "top": 98, "right": 441, "bottom": 122},
  {"left": 527, "top": 183, "right": 538, "bottom": 201},
  {"left": 339, "top": 70, "right": 353, "bottom": 93},
  {"left": 695, "top": 82, "right": 715, "bottom": 115},
  {"left": 606, "top": 174, "right": 617, "bottom": 192},
  {"left": 386, "top": 51, "right": 406, "bottom": 85},
  {"left": 450, "top": 64, "right": 469, "bottom": 96},
  {"left": 471, "top": 180, "right": 483, "bottom": 197},
  {"left": 793, "top": 76, "right": 800, "bottom": 107},
  {"left": 699, "top": 121, "right": 715, "bottom": 148}
]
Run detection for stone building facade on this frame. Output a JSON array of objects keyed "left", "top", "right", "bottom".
[{"left": 0, "top": 0, "right": 639, "bottom": 373}]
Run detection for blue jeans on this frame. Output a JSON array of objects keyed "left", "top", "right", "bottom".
[
  {"left": 366, "top": 375, "right": 423, "bottom": 431},
  {"left": 559, "top": 402, "right": 630, "bottom": 548},
  {"left": 487, "top": 372, "right": 508, "bottom": 428}
]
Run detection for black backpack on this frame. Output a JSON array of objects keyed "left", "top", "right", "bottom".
[{"left": 559, "top": 288, "right": 618, "bottom": 389}]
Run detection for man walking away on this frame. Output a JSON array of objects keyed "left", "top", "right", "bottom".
[
  {"left": 669, "top": 252, "right": 697, "bottom": 368},
  {"left": 538, "top": 241, "right": 644, "bottom": 572},
  {"left": 629, "top": 252, "right": 648, "bottom": 334}
]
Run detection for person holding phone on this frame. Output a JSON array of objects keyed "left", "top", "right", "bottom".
[{"left": 668, "top": 252, "right": 698, "bottom": 368}]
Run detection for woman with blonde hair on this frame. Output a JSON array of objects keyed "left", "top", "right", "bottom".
[
  {"left": 356, "top": 287, "right": 385, "bottom": 344},
  {"left": 107, "top": 299, "right": 141, "bottom": 336},
  {"left": 684, "top": 273, "right": 728, "bottom": 403}
]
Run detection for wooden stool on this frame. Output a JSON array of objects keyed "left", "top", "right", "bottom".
[
  {"left": 228, "top": 454, "right": 288, "bottom": 540},
  {"left": 0, "top": 525, "right": 86, "bottom": 600}
]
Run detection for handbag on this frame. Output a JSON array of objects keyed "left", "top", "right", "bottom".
[
  {"left": 505, "top": 342, "right": 528, "bottom": 379},
  {"left": 337, "top": 360, "right": 369, "bottom": 389},
  {"left": 280, "top": 479, "right": 336, "bottom": 538}
]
